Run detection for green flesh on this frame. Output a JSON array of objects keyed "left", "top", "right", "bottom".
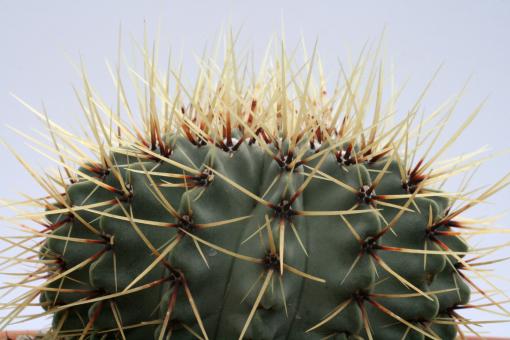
[{"left": 40, "top": 135, "right": 469, "bottom": 339}]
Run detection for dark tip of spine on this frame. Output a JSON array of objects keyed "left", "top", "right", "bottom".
[
  {"left": 263, "top": 252, "right": 280, "bottom": 271},
  {"left": 362, "top": 236, "right": 379, "bottom": 254},
  {"left": 177, "top": 214, "right": 196, "bottom": 234},
  {"left": 101, "top": 234, "right": 113, "bottom": 251},
  {"left": 358, "top": 185, "right": 376, "bottom": 206},
  {"left": 272, "top": 199, "right": 296, "bottom": 219},
  {"left": 353, "top": 290, "right": 370, "bottom": 304},
  {"left": 192, "top": 169, "right": 214, "bottom": 187}
]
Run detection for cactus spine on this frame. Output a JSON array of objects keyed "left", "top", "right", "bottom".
[{"left": 1, "top": 35, "right": 509, "bottom": 340}]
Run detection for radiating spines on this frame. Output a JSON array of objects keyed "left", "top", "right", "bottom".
[{"left": 2, "top": 31, "right": 509, "bottom": 339}]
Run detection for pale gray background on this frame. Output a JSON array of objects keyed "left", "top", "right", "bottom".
[{"left": 1, "top": 0, "right": 509, "bottom": 335}]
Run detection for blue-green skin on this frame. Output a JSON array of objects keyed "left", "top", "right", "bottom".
[{"left": 40, "top": 134, "right": 469, "bottom": 339}]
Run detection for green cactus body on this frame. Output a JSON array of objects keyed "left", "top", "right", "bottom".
[
  {"left": 1, "top": 36, "right": 505, "bottom": 339},
  {"left": 40, "top": 133, "right": 468, "bottom": 339}
]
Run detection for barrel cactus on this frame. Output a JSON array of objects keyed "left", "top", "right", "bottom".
[{"left": 1, "top": 35, "right": 508, "bottom": 339}]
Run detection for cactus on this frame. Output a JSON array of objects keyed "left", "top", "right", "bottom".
[{"left": 1, "top": 35, "right": 509, "bottom": 340}]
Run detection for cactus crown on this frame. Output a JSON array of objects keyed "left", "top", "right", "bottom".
[{"left": 1, "top": 33, "right": 509, "bottom": 339}]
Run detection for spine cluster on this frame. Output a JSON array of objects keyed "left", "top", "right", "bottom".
[{"left": 1, "top": 36, "right": 508, "bottom": 340}]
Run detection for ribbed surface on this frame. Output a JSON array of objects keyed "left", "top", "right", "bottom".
[{"left": 41, "top": 134, "right": 469, "bottom": 339}]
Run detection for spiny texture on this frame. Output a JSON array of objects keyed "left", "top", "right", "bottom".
[{"left": 1, "top": 36, "right": 509, "bottom": 340}]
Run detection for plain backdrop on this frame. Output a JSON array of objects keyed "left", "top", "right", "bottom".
[{"left": 1, "top": 0, "right": 509, "bottom": 336}]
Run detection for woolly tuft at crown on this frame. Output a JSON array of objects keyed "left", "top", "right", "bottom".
[{"left": 1, "top": 31, "right": 509, "bottom": 340}]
